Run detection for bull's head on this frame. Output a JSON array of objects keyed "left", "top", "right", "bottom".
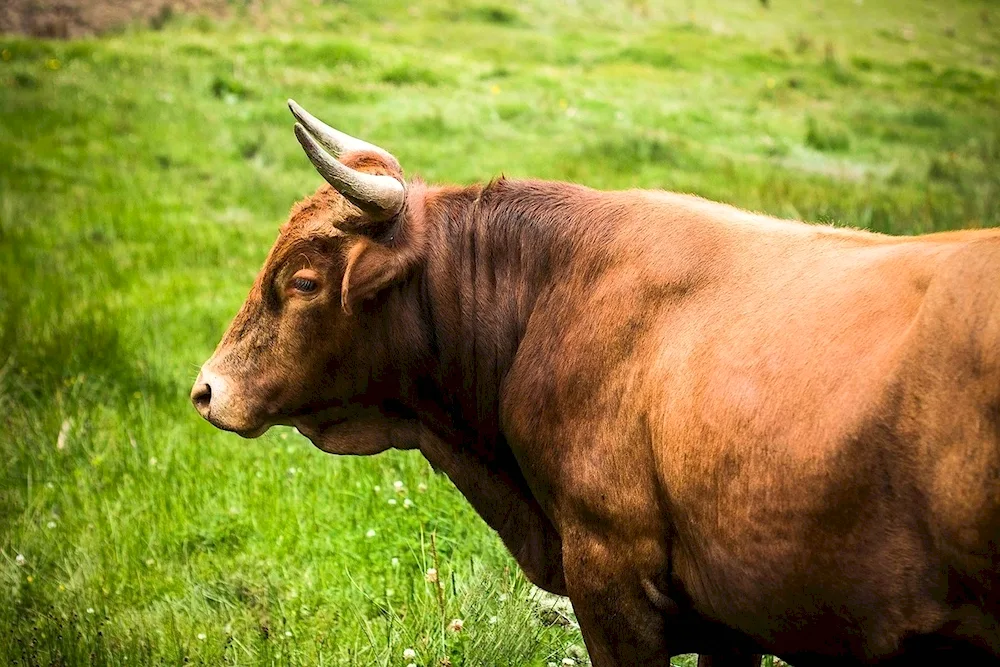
[{"left": 191, "top": 101, "right": 425, "bottom": 454}]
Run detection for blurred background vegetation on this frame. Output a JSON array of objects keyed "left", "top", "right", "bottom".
[{"left": 1, "top": 0, "right": 997, "bottom": 664}]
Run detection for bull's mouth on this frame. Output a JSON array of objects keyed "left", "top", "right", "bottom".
[
  {"left": 204, "top": 403, "right": 348, "bottom": 442},
  {"left": 196, "top": 396, "right": 276, "bottom": 438}
]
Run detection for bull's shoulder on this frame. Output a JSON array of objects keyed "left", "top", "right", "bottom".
[
  {"left": 902, "top": 235, "right": 1000, "bottom": 381},
  {"left": 891, "top": 236, "right": 1000, "bottom": 564}
]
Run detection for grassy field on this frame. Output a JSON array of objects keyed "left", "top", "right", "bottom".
[{"left": 1, "top": 0, "right": 998, "bottom": 664}]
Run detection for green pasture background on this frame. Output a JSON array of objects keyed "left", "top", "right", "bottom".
[{"left": 1, "top": 0, "right": 997, "bottom": 664}]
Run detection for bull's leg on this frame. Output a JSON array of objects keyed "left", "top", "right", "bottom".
[
  {"left": 568, "top": 579, "right": 672, "bottom": 667},
  {"left": 562, "top": 535, "right": 672, "bottom": 666},
  {"left": 697, "top": 653, "right": 763, "bottom": 667}
]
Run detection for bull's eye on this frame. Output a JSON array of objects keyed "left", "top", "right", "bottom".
[
  {"left": 292, "top": 277, "right": 317, "bottom": 293},
  {"left": 289, "top": 269, "right": 321, "bottom": 297}
]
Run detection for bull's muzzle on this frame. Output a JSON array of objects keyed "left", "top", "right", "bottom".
[
  {"left": 191, "top": 367, "right": 230, "bottom": 423},
  {"left": 190, "top": 367, "right": 269, "bottom": 438}
]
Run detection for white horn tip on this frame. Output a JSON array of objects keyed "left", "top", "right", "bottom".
[
  {"left": 292, "top": 122, "right": 311, "bottom": 148},
  {"left": 288, "top": 99, "right": 307, "bottom": 124}
]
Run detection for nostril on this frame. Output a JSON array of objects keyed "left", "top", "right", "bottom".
[{"left": 191, "top": 383, "right": 212, "bottom": 413}]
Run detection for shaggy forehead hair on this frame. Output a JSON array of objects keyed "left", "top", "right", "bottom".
[{"left": 279, "top": 186, "right": 353, "bottom": 242}]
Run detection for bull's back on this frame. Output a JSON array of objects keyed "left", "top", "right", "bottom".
[{"left": 503, "top": 190, "right": 1000, "bottom": 658}]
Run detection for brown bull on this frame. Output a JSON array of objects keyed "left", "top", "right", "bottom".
[{"left": 192, "top": 100, "right": 1000, "bottom": 666}]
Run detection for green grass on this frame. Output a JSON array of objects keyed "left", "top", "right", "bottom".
[{"left": 1, "top": 0, "right": 998, "bottom": 664}]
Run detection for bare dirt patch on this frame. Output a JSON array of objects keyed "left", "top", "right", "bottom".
[{"left": 1, "top": 0, "right": 226, "bottom": 39}]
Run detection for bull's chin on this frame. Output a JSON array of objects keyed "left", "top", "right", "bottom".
[
  {"left": 235, "top": 423, "right": 271, "bottom": 439},
  {"left": 204, "top": 413, "right": 272, "bottom": 439},
  {"left": 291, "top": 412, "right": 395, "bottom": 456},
  {"left": 290, "top": 415, "right": 347, "bottom": 449}
]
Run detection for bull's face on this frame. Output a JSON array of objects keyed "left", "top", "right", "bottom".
[{"left": 192, "top": 100, "right": 419, "bottom": 454}]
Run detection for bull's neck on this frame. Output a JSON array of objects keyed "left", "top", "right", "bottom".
[
  {"left": 410, "top": 178, "right": 590, "bottom": 446},
  {"left": 365, "top": 178, "right": 606, "bottom": 594}
]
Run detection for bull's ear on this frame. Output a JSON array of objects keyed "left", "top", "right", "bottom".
[
  {"left": 340, "top": 237, "right": 412, "bottom": 315},
  {"left": 339, "top": 189, "right": 428, "bottom": 315}
]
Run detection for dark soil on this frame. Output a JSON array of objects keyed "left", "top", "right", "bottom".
[{"left": 1, "top": 0, "right": 226, "bottom": 39}]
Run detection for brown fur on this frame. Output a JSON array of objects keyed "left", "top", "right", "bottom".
[{"left": 194, "top": 151, "right": 1000, "bottom": 666}]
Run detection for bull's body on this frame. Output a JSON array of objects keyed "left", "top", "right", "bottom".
[
  {"left": 406, "top": 181, "right": 1000, "bottom": 665},
  {"left": 194, "top": 104, "right": 1000, "bottom": 666}
]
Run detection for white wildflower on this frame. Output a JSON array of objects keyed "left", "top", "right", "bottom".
[
  {"left": 393, "top": 480, "right": 405, "bottom": 493},
  {"left": 403, "top": 498, "right": 413, "bottom": 508},
  {"left": 425, "top": 567, "right": 438, "bottom": 583},
  {"left": 447, "top": 618, "right": 464, "bottom": 632},
  {"left": 15, "top": 554, "right": 26, "bottom": 566},
  {"left": 403, "top": 648, "right": 416, "bottom": 660},
  {"left": 86, "top": 607, "right": 95, "bottom": 614},
  {"left": 197, "top": 633, "right": 206, "bottom": 641},
  {"left": 388, "top": 498, "right": 397, "bottom": 506},
  {"left": 366, "top": 529, "right": 377, "bottom": 538},
  {"left": 47, "top": 521, "right": 56, "bottom": 529},
  {"left": 417, "top": 482, "right": 427, "bottom": 493},
  {"left": 391, "top": 557, "right": 400, "bottom": 567},
  {"left": 57, "top": 419, "right": 71, "bottom": 450}
]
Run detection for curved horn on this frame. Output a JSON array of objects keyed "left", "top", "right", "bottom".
[
  {"left": 293, "top": 123, "right": 405, "bottom": 221},
  {"left": 288, "top": 99, "right": 398, "bottom": 166}
]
